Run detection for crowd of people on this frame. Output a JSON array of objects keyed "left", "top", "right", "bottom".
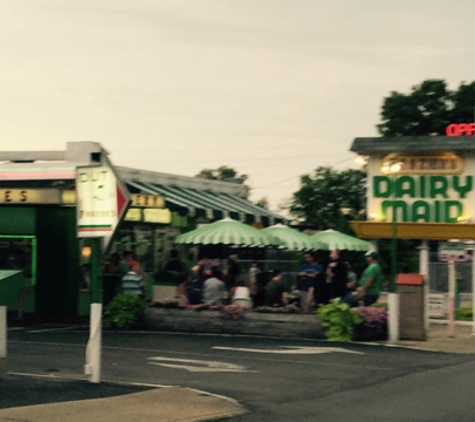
[{"left": 103, "top": 247, "right": 384, "bottom": 311}]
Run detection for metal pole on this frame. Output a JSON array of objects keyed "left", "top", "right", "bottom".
[
  {"left": 0, "top": 306, "right": 6, "bottom": 358},
  {"left": 390, "top": 175, "right": 397, "bottom": 292},
  {"left": 447, "top": 260, "right": 456, "bottom": 338},
  {"left": 419, "top": 240, "right": 430, "bottom": 331}
]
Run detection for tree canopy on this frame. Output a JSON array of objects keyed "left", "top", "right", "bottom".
[
  {"left": 377, "top": 79, "right": 475, "bottom": 136},
  {"left": 289, "top": 167, "right": 366, "bottom": 233},
  {"left": 195, "top": 165, "right": 248, "bottom": 182}
]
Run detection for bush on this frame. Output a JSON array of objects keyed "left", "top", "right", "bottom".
[
  {"left": 316, "top": 299, "right": 363, "bottom": 341},
  {"left": 455, "top": 307, "right": 473, "bottom": 321},
  {"left": 103, "top": 294, "right": 148, "bottom": 329}
]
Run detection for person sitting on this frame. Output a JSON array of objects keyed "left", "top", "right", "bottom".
[
  {"left": 231, "top": 280, "right": 252, "bottom": 309},
  {"left": 264, "top": 270, "right": 289, "bottom": 307},
  {"left": 203, "top": 266, "right": 227, "bottom": 305}
]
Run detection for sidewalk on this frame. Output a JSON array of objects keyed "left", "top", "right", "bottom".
[
  {"left": 0, "top": 376, "right": 247, "bottom": 422},
  {"left": 397, "top": 321, "right": 474, "bottom": 354}
]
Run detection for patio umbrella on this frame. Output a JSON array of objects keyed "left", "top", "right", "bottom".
[
  {"left": 174, "top": 218, "right": 281, "bottom": 247},
  {"left": 262, "top": 224, "right": 324, "bottom": 251},
  {"left": 311, "top": 229, "right": 370, "bottom": 251}
]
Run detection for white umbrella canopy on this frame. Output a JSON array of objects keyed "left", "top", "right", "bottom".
[
  {"left": 311, "top": 229, "right": 370, "bottom": 251},
  {"left": 262, "top": 224, "right": 324, "bottom": 251},
  {"left": 174, "top": 218, "right": 281, "bottom": 247}
]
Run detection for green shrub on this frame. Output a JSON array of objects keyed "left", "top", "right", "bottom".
[
  {"left": 103, "top": 294, "right": 147, "bottom": 329},
  {"left": 455, "top": 307, "right": 473, "bottom": 321},
  {"left": 370, "top": 302, "right": 388, "bottom": 309},
  {"left": 316, "top": 299, "right": 363, "bottom": 341}
]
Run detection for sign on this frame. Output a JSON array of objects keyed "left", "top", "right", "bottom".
[
  {"left": 428, "top": 293, "right": 446, "bottom": 318},
  {"left": 131, "top": 194, "right": 165, "bottom": 208},
  {"left": 382, "top": 153, "right": 463, "bottom": 175},
  {"left": 438, "top": 241, "right": 469, "bottom": 262},
  {"left": 76, "top": 156, "right": 131, "bottom": 252},
  {"left": 0, "top": 189, "right": 76, "bottom": 205},
  {"left": 446, "top": 123, "right": 475, "bottom": 136}
]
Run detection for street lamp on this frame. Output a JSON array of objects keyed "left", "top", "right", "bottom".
[{"left": 382, "top": 162, "right": 402, "bottom": 292}]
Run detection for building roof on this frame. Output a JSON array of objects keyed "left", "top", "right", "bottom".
[
  {"left": 350, "top": 136, "right": 475, "bottom": 154},
  {"left": 0, "top": 142, "right": 284, "bottom": 225}
]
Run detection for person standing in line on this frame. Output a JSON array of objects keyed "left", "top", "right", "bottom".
[
  {"left": 121, "top": 260, "right": 145, "bottom": 297},
  {"left": 326, "top": 249, "right": 348, "bottom": 300},
  {"left": 297, "top": 252, "right": 323, "bottom": 312},
  {"left": 355, "top": 250, "right": 383, "bottom": 306},
  {"left": 119, "top": 250, "right": 133, "bottom": 280}
]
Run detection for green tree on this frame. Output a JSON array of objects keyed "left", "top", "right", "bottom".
[
  {"left": 195, "top": 165, "right": 248, "bottom": 182},
  {"left": 289, "top": 167, "right": 366, "bottom": 233},
  {"left": 377, "top": 79, "right": 475, "bottom": 136},
  {"left": 255, "top": 197, "right": 269, "bottom": 210}
]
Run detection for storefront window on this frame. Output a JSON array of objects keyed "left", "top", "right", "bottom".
[{"left": 0, "top": 235, "right": 37, "bottom": 285}]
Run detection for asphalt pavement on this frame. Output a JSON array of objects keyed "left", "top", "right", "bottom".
[{"left": 0, "top": 321, "right": 473, "bottom": 422}]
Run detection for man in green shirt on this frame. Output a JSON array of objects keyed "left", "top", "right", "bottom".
[{"left": 356, "top": 250, "right": 383, "bottom": 306}]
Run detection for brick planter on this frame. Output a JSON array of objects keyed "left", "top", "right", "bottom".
[{"left": 143, "top": 307, "right": 325, "bottom": 339}]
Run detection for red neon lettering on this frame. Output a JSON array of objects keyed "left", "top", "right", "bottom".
[{"left": 446, "top": 123, "right": 475, "bottom": 136}]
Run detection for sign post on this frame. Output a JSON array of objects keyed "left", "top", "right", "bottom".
[{"left": 76, "top": 155, "right": 131, "bottom": 383}]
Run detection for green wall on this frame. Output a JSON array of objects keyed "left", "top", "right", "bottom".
[{"left": 36, "top": 207, "right": 80, "bottom": 318}]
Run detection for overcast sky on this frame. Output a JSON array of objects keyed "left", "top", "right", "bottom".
[{"left": 1, "top": 1, "right": 474, "bottom": 210}]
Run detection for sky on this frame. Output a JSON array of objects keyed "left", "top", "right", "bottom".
[{"left": 1, "top": 0, "right": 475, "bottom": 211}]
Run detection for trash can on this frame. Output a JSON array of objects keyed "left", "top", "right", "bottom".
[{"left": 396, "top": 273, "right": 426, "bottom": 341}]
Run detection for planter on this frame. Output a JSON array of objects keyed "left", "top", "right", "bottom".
[
  {"left": 143, "top": 307, "right": 325, "bottom": 339},
  {"left": 352, "top": 325, "right": 388, "bottom": 342}
]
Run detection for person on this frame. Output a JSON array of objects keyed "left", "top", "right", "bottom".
[
  {"left": 119, "top": 250, "right": 133, "bottom": 280},
  {"left": 264, "top": 269, "right": 289, "bottom": 307},
  {"left": 326, "top": 249, "right": 348, "bottom": 300},
  {"left": 355, "top": 250, "right": 383, "bottom": 306},
  {"left": 225, "top": 254, "right": 240, "bottom": 291},
  {"left": 231, "top": 280, "right": 252, "bottom": 309},
  {"left": 203, "top": 266, "right": 227, "bottom": 305},
  {"left": 345, "top": 261, "right": 357, "bottom": 292},
  {"left": 121, "top": 260, "right": 145, "bottom": 297},
  {"left": 164, "top": 249, "right": 184, "bottom": 274},
  {"left": 296, "top": 252, "right": 323, "bottom": 312},
  {"left": 249, "top": 261, "right": 260, "bottom": 296}
]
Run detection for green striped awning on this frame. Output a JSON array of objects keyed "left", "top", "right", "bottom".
[{"left": 125, "top": 180, "right": 284, "bottom": 225}]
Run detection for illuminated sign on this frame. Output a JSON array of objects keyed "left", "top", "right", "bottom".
[
  {"left": 446, "top": 123, "right": 475, "bottom": 136},
  {"left": 0, "top": 189, "right": 76, "bottom": 205},
  {"left": 382, "top": 153, "right": 463, "bottom": 175},
  {"left": 131, "top": 194, "right": 165, "bottom": 208}
]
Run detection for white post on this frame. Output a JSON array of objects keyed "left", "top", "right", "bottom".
[
  {"left": 0, "top": 306, "right": 6, "bottom": 358},
  {"left": 387, "top": 293, "right": 399, "bottom": 344},
  {"left": 447, "top": 260, "right": 456, "bottom": 338},
  {"left": 85, "top": 303, "right": 102, "bottom": 383},
  {"left": 418, "top": 240, "right": 430, "bottom": 331}
]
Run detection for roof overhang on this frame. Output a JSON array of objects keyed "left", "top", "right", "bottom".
[{"left": 350, "top": 221, "right": 475, "bottom": 240}]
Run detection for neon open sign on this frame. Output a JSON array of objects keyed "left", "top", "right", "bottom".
[{"left": 446, "top": 123, "right": 475, "bottom": 136}]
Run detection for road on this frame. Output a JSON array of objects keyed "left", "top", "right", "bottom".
[{"left": 4, "top": 325, "right": 475, "bottom": 421}]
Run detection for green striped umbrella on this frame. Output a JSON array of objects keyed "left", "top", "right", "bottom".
[
  {"left": 262, "top": 224, "right": 324, "bottom": 251},
  {"left": 311, "top": 229, "right": 370, "bottom": 251},
  {"left": 174, "top": 218, "right": 281, "bottom": 247}
]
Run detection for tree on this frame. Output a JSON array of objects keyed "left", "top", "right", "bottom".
[
  {"left": 255, "top": 197, "right": 269, "bottom": 210},
  {"left": 195, "top": 166, "right": 248, "bottom": 182},
  {"left": 377, "top": 79, "right": 475, "bottom": 136},
  {"left": 289, "top": 167, "right": 366, "bottom": 233}
]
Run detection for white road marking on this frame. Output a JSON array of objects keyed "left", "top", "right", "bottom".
[
  {"left": 148, "top": 356, "right": 257, "bottom": 373},
  {"left": 27, "top": 326, "right": 86, "bottom": 333},
  {"left": 212, "top": 346, "right": 364, "bottom": 355}
]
